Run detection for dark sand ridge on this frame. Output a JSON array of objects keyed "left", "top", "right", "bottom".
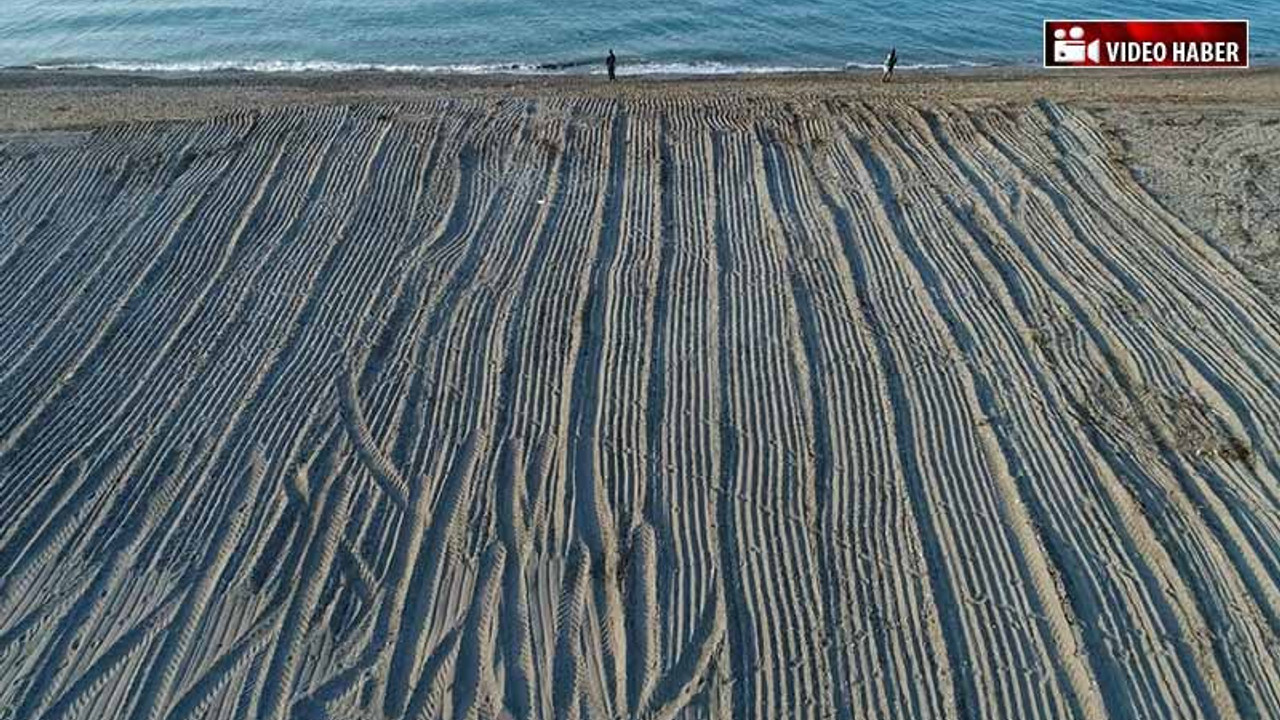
[{"left": 1, "top": 69, "right": 1279, "bottom": 719}]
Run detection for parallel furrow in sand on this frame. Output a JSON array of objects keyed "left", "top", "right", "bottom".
[
  {"left": 1030, "top": 105, "right": 1280, "bottom": 493},
  {"left": 0, "top": 155, "right": 262, "bottom": 609},
  {"left": 387, "top": 99, "right": 532, "bottom": 483},
  {"left": 963, "top": 104, "right": 1258, "bottom": 717},
  {"left": 710, "top": 119, "right": 833, "bottom": 719},
  {"left": 872, "top": 101, "right": 1219, "bottom": 719},
  {"left": 0, "top": 439, "right": 139, "bottom": 622},
  {"left": 653, "top": 103, "right": 729, "bottom": 717},
  {"left": 8, "top": 107, "right": 358, "bottom": 719},
  {"left": 0, "top": 109, "right": 334, "bottom": 621},
  {"left": 0, "top": 148, "right": 137, "bottom": 342},
  {"left": 979, "top": 98, "right": 1280, "bottom": 627},
  {"left": 865, "top": 102, "right": 1254, "bottom": 717},
  {"left": 373, "top": 100, "right": 567, "bottom": 719},
  {"left": 342, "top": 107, "right": 475, "bottom": 612},
  {"left": 145, "top": 110, "right": 444, "bottom": 719},
  {"left": 70, "top": 109, "right": 365, "bottom": 575},
  {"left": 0, "top": 113, "right": 255, "bottom": 328},
  {"left": 0, "top": 115, "right": 256, "bottom": 412},
  {"left": 477, "top": 99, "right": 618, "bottom": 718},
  {"left": 125, "top": 452, "right": 270, "bottom": 720},
  {"left": 1037, "top": 105, "right": 1280, "bottom": 494},
  {"left": 110, "top": 108, "right": 384, "bottom": 718},
  {"left": 0, "top": 115, "right": 272, "bottom": 375},
  {"left": 254, "top": 438, "right": 355, "bottom": 720},
  {"left": 939, "top": 102, "right": 1280, "bottom": 716},
  {"left": 355, "top": 108, "right": 467, "bottom": 445},
  {"left": 816, "top": 99, "right": 1092, "bottom": 720},
  {"left": 88, "top": 109, "right": 348, "bottom": 577},
  {"left": 564, "top": 101, "right": 633, "bottom": 716},
  {"left": 0, "top": 149, "right": 85, "bottom": 241},
  {"left": 757, "top": 113, "right": 959, "bottom": 720},
  {"left": 0, "top": 116, "right": 261, "bottom": 514},
  {"left": 5, "top": 368, "right": 257, "bottom": 718},
  {"left": 592, "top": 105, "right": 660, "bottom": 537},
  {"left": 0, "top": 123, "right": 286, "bottom": 557},
  {"left": 0, "top": 123, "right": 195, "bottom": 279},
  {"left": 157, "top": 111, "right": 390, "bottom": 555},
  {"left": 4, "top": 93, "right": 1280, "bottom": 720}
]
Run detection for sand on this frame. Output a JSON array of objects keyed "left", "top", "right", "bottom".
[{"left": 1, "top": 68, "right": 1279, "bottom": 720}]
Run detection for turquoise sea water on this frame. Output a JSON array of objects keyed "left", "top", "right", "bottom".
[{"left": 1, "top": 0, "right": 1275, "bottom": 73}]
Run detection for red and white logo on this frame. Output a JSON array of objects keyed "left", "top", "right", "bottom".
[
  {"left": 1044, "top": 20, "right": 1249, "bottom": 68},
  {"left": 1052, "top": 25, "right": 1101, "bottom": 65}
]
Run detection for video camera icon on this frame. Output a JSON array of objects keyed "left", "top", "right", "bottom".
[{"left": 1053, "top": 26, "right": 1100, "bottom": 64}]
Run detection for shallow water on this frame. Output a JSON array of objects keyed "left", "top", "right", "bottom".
[{"left": 1, "top": 0, "right": 1275, "bottom": 73}]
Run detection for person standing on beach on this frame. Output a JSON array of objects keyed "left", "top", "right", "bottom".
[
  {"left": 607, "top": 49, "right": 617, "bottom": 81},
  {"left": 882, "top": 46, "right": 897, "bottom": 82}
]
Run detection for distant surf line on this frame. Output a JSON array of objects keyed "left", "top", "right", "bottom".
[{"left": 21, "top": 58, "right": 1000, "bottom": 76}]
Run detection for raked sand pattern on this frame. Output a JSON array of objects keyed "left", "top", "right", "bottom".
[{"left": 2, "top": 91, "right": 1280, "bottom": 720}]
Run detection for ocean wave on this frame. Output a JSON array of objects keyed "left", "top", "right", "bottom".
[
  {"left": 28, "top": 60, "right": 537, "bottom": 74},
  {"left": 26, "top": 58, "right": 999, "bottom": 76},
  {"left": 843, "top": 60, "right": 995, "bottom": 70}
]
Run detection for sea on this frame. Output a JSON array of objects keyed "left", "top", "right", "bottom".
[{"left": 1, "top": 0, "right": 1275, "bottom": 74}]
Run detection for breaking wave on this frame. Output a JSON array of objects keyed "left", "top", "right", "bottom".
[{"left": 25, "top": 58, "right": 998, "bottom": 76}]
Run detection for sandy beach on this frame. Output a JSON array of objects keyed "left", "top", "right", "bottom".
[{"left": 2, "top": 68, "right": 1280, "bottom": 719}]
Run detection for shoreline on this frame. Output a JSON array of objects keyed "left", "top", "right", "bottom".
[
  {"left": 8, "top": 60, "right": 1004, "bottom": 75},
  {"left": 2, "top": 65, "right": 1278, "bottom": 133},
  {"left": 4, "top": 62, "right": 1273, "bottom": 82},
  {"left": 6, "top": 50, "right": 1278, "bottom": 76}
]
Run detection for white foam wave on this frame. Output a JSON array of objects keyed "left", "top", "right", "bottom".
[
  {"left": 30, "top": 59, "right": 537, "bottom": 74},
  {"left": 843, "top": 60, "right": 994, "bottom": 70},
  {"left": 29, "top": 58, "right": 996, "bottom": 76}
]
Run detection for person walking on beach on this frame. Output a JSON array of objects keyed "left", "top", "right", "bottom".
[
  {"left": 882, "top": 46, "right": 897, "bottom": 82},
  {"left": 607, "top": 49, "right": 617, "bottom": 81}
]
